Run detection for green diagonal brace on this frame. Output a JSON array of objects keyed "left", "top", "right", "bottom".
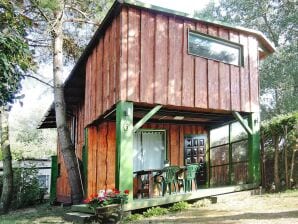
[
  {"left": 232, "top": 111, "right": 252, "bottom": 135},
  {"left": 133, "top": 105, "right": 162, "bottom": 132}
]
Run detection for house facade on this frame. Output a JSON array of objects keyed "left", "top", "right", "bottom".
[{"left": 39, "top": 0, "right": 274, "bottom": 209}]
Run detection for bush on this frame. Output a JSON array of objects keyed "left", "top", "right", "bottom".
[
  {"left": 168, "top": 201, "right": 190, "bottom": 212},
  {"left": 123, "top": 213, "right": 144, "bottom": 222},
  {"left": 143, "top": 206, "right": 168, "bottom": 217}
]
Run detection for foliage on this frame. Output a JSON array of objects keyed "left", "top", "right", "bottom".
[
  {"left": 261, "top": 112, "right": 298, "bottom": 136},
  {"left": 142, "top": 206, "right": 168, "bottom": 217},
  {"left": 12, "top": 167, "right": 42, "bottom": 208},
  {"left": 196, "top": 0, "right": 298, "bottom": 119},
  {"left": 9, "top": 106, "right": 57, "bottom": 159},
  {"left": 0, "top": 166, "right": 43, "bottom": 209},
  {"left": 26, "top": 0, "right": 113, "bottom": 64},
  {"left": 168, "top": 201, "right": 190, "bottom": 212},
  {"left": 0, "top": 0, "right": 33, "bottom": 107},
  {"left": 123, "top": 213, "right": 144, "bottom": 222},
  {"left": 83, "top": 189, "right": 129, "bottom": 210}
]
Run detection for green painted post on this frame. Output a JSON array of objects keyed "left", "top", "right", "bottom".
[
  {"left": 50, "top": 155, "right": 58, "bottom": 204},
  {"left": 116, "top": 101, "right": 134, "bottom": 201},
  {"left": 228, "top": 123, "right": 234, "bottom": 185},
  {"left": 82, "top": 128, "right": 88, "bottom": 197},
  {"left": 248, "top": 112, "right": 261, "bottom": 185}
]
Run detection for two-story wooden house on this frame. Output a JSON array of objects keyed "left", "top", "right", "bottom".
[{"left": 39, "top": 0, "right": 274, "bottom": 210}]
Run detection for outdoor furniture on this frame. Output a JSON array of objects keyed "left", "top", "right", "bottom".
[
  {"left": 183, "top": 164, "right": 199, "bottom": 192},
  {"left": 134, "top": 169, "right": 162, "bottom": 198},
  {"left": 158, "top": 166, "right": 180, "bottom": 196}
]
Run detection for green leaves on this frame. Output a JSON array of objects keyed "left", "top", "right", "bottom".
[{"left": 0, "top": 0, "right": 33, "bottom": 107}]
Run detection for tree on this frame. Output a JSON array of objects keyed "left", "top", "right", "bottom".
[
  {"left": 261, "top": 113, "right": 298, "bottom": 191},
  {"left": 196, "top": 0, "right": 298, "bottom": 120},
  {"left": 0, "top": 0, "right": 33, "bottom": 213},
  {"left": 23, "top": 0, "right": 112, "bottom": 203}
]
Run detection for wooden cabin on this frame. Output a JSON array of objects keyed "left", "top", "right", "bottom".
[{"left": 39, "top": 0, "right": 275, "bottom": 210}]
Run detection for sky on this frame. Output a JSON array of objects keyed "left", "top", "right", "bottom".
[{"left": 9, "top": 0, "right": 213, "bottom": 125}]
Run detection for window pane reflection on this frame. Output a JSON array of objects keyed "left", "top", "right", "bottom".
[{"left": 188, "top": 31, "right": 242, "bottom": 66}]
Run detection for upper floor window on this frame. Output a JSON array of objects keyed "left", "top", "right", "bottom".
[{"left": 188, "top": 30, "right": 243, "bottom": 66}]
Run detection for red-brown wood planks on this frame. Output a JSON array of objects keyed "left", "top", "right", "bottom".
[
  {"left": 168, "top": 17, "right": 183, "bottom": 106},
  {"left": 182, "top": 22, "right": 195, "bottom": 107},
  {"left": 155, "top": 14, "right": 168, "bottom": 105},
  {"left": 207, "top": 26, "right": 219, "bottom": 109},
  {"left": 195, "top": 22, "right": 208, "bottom": 108},
  {"left": 229, "top": 31, "right": 241, "bottom": 111},
  {"left": 97, "top": 123, "right": 108, "bottom": 191},
  {"left": 248, "top": 36, "right": 259, "bottom": 112},
  {"left": 96, "top": 41, "right": 103, "bottom": 116},
  {"left": 140, "top": 10, "right": 154, "bottom": 104},
  {"left": 218, "top": 28, "right": 231, "bottom": 111},
  {"left": 240, "top": 34, "right": 251, "bottom": 112},
  {"left": 109, "top": 20, "right": 117, "bottom": 109},
  {"left": 106, "top": 122, "right": 116, "bottom": 190},
  {"left": 120, "top": 7, "right": 128, "bottom": 101},
  {"left": 127, "top": 8, "right": 140, "bottom": 102}
]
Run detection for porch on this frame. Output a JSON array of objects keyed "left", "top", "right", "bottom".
[
  {"left": 72, "top": 184, "right": 256, "bottom": 213},
  {"left": 83, "top": 101, "right": 260, "bottom": 209}
]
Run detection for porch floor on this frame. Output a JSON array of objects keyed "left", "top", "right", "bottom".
[{"left": 71, "top": 184, "right": 256, "bottom": 213}]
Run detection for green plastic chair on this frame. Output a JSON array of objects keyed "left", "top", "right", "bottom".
[
  {"left": 184, "top": 164, "right": 199, "bottom": 192},
  {"left": 160, "top": 166, "right": 180, "bottom": 196}
]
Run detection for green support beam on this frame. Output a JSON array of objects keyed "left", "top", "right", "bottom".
[
  {"left": 248, "top": 112, "right": 261, "bottom": 185},
  {"left": 50, "top": 155, "right": 58, "bottom": 204},
  {"left": 133, "top": 105, "right": 162, "bottom": 132},
  {"left": 232, "top": 111, "right": 252, "bottom": 135},
  {"left": 116, "top": 101, "right": 134, "bottom": 201},
  {"left": 82, "top": 128, "right": 88, "bottom": 197}
]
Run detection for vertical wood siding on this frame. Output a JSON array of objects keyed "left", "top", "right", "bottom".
[
  {"left": 87, "top": 122, "right": 116, "bottom": 196},
  {"left": 119, "top": 7, "right": 260, "bottom": 113},
  {"left": 84, "top": 122, "right": 206, "bottom": 196},
  {"left": 84, "top": 16, "right": 121, "bottom": 126}
]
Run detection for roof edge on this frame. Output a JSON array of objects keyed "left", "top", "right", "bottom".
[{"left": 122, "top": 0, "right": 276, "bottom": 54}]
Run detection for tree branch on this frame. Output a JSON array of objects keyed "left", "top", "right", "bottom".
[
  {"left": 29, "top": 0, "right": 51, "bottom": 23},
  {"left": 65, "top": 5, "right": 91, "bottom": 20},
  {"left": 63, "top": 18, "right": 100, "bottom": 26},
  {"left": 23, "top": 74, "right": 53, "bottom": 88}
]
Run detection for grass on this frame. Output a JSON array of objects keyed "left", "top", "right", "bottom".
[{"left": 0, "top": 203, "right": 72, "bottom": 224}]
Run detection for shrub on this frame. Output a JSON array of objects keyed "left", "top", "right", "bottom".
[
  {"left": 143, "top": 206, "right": 168, "bottom": 217},
  {"left": 123, "top": 213, "right": 143, "bottom": 222},
  {"left": 168, "top": 201, "right": 190, "bottom": 212},
  {"left": 12, "top": 167, "right": 42, "bottom": 208}
]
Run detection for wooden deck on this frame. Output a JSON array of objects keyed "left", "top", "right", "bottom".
[{"left": 72, "top": 184, "right": 256, "bottom": 213}]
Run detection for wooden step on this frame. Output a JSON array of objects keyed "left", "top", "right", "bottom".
[{"left": 64, "top": 212, "right": 96, "bottom": 224}]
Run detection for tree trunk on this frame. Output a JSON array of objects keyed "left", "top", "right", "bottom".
[
  {"left": 289, "top": 137, "right": 297, "bottom": 187},
  {"left": 0, "top": 107, "right": 13, "bottom": 214},
  {"left": 260, "top": 133, "right": 266, "bottom": 188},
  {"left": 284, "top": 126, "right": 289, "bottom": 188},
  {"left": 52, "top": 5, "right": 83, "bottom": 204},
  {"left": 273, "top": 134, "right": 280, "bottom": 191}
]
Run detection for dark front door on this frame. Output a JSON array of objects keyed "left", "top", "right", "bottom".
[{"left": 184, "top": 135, "right": 207, "bottom": 186}]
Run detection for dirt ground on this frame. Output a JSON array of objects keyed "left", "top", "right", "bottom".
[{"left": 132, "top": 190, "right": 298, "bottom": 224}]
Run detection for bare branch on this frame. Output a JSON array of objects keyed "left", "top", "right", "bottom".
[
  {"left": 65, "top": 5, "right": 91, "bottom": 20},
  {"left": 63, "top": 18, "right": 100, "bottom": 26},
  {"left": 28, "top": 0, "right": 51, "bottom": 23},
  {"left": 23, "top": 75, "right": 53, "bottom": 88},
  {"left": 29, "top": 44, "right": 51, "bottom": 48}
]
